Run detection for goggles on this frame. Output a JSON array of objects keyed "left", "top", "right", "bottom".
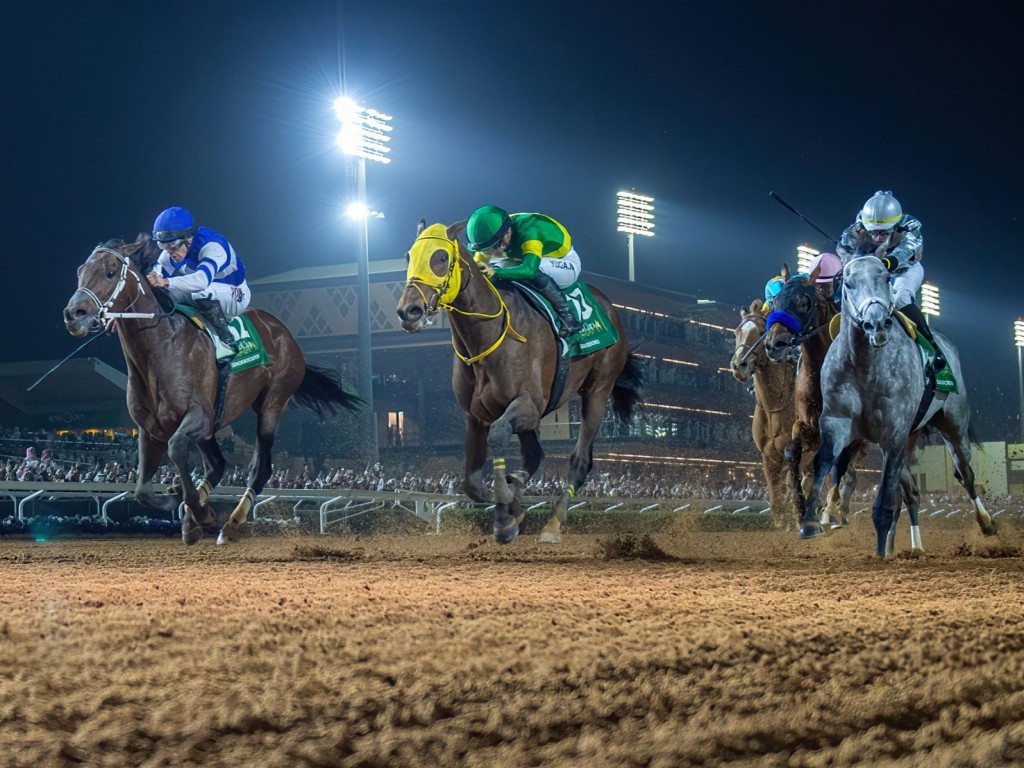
[{"left": 157, "top": 237, "right": 188, "bottom": 251}]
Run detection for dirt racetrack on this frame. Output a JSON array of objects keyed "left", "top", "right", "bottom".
[{"left": 3, "top": 512, "right": 1024, "bottom": 767}]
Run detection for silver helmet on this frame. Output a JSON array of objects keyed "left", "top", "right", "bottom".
[{"left": 857, "top": 190, "right": 902, "bottom": 231}]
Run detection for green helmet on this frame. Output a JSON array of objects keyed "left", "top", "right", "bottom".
[{"left": 466, "top": 205, "right": 512, "bottom": 251}]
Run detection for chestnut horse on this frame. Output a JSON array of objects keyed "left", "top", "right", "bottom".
[
  {"left": 730, "top": 299, "right": 800, "bottom": 528},
  {"left": 396, "top": 221, "right": 644, "bottom": 544},
  {"left": 63, "top": 236, "right": 363, "bottom": 545}
]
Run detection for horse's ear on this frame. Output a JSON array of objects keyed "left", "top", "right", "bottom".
[
  {"left": 781, "top": 263, "right": 791, "bottom": 281},
  {"left": 416, "top": 218, "right": 426, "bottom": 236},
  {"left": 748, "top": 299, "right": 761, "bottom": 315},
  {"left": 446, "top": 219, "right": 467, "bottom": 241},
  {"left": 808, "top": 263, "right": 821, "bottom": 283}
]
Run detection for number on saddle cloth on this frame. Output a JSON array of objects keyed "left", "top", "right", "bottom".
[{"left": 173, "top": 305, "right": 270, "bottom": 373}]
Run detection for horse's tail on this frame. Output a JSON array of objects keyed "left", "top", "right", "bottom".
[
  {"left": 291, "top": 365, "right": 366, "bottom": 419},
  {"left": 611, "top": 351, "right": 646, "bottom": 424}
]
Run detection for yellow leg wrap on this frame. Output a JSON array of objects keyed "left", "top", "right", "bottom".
[
  {"left": 568, "top": 484, "right": 576, "bottom": 498},
  {"left": 493, "top": 458, "right": 506, "bottom": 471}
]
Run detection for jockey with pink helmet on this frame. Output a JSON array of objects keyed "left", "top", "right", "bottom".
[{"left": 808, "top": 252, "right": 843, "bottom": 309}]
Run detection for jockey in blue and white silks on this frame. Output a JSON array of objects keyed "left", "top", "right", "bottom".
[{"left": 147, "top": 206, "right": 250, "bottom": 360}]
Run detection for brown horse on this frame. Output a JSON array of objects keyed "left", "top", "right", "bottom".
[
  {"left": 730, "top": 299, "right": 800, "bottom": 528},
  {"left": 396, "top": 221, "right": 644, "bottom": 544},
  {"left": 63, "top": 236, "right": 363, "bottom": 545}
]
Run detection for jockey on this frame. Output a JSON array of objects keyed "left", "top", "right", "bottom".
[
  {"left": 147, "top": 206, "right": 250, "bottom": 361},
  {"left": 837, "top": 191, "right": 945, "bottom": 369},
  {"left": 466, "top": 205, "right": 583, "bottom": 338},
  {"left": 761, "top": 275, "right": 784, "bottom": 314},
  {"left": 808, "top": 252, "right": 843, "bottom": 311}
]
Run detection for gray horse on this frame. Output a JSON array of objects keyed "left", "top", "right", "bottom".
[{"left": 804, "top": 255, "right": 996, "bottom": 557}]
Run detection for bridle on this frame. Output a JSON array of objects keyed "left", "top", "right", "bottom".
[
  {"left": 404, "top": 229, "right": 525, "bottom": 365},
  {"left": 734, "top": 312, "right": 769, "bottom": 366},
  {"left": 736, "top": 312, "right": 791, "bottom": 414},
  {"left": 77, "top": 246, "right": 160, "bottom": 324},
  {"left": 841, "top": 255, "right": 894, "bottom": 329},
  {"left": 766, "top": 279, "right": 834, "bottom": 349}
]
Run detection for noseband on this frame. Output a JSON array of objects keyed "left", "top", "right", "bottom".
[
  {"left": 75, "top": 247, "right": 158, "bottom": 325},
  {"left": 842, "top": 256, "right": 894, "bottom": 329}
]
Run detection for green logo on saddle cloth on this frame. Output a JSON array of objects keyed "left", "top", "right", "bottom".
[
  {"left": 563, "top": 281, "right": 619, "bottom": 357},
  {"left": 226, "top": 315, "right": 270, "bottom": 372},
  {"left": 174, "top": 306, "right": 270, "bottom": 373},
  {"left": 915, "top": 334, "right": 958, "bottom": 393}
]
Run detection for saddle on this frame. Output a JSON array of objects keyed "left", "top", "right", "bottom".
[
  {"left": 509, "top": 280, "right": 620, "bottom": 417},
  {"left": 828, "top": 311, "right": 957, "bottom": 394}
]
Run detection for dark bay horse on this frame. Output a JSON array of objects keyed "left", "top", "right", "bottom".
[
  {"left": 730, "top": 299, "right": 800, "bottom": 528},
  {"left": 63, "top": 236, "right": 363, "bottom": 545},
  {"left": 806, "top": 255, "right": 995, "bottom": 556},
  {"left": 396, "top": 221, "right": 644, "bottom": 544}
]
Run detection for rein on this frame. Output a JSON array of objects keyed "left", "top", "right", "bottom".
[
  {"left": 81, "top": 247, "right": 162, "bottom": 321},
  {"left": 405, "top": 234, "right": 526, "bottom": 365},
  {"left": 736, "top": 313, "right": 790, "bottom": 414}
]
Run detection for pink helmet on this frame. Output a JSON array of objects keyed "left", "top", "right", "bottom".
[{"left": 809, "top": 252, "right": 842, "bottom": 283}]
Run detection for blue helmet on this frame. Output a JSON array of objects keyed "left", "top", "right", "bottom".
[
  {"left": 152, "top": 207, "right": 197, "bottom": 242},
  {"left": 764, "top": 276, "right": 785, "bottom": 303}
]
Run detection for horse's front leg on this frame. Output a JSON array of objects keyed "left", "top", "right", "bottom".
[
  {"left": 194, "top": 434, "right": 227, "bottom": 510},
  {"left": 463, "top": 415, "right": 493, "bottom": 503},
  {"left": 168, "top": 411, "right": 212, "bottom": 546},
  {"left": 487, "top": 396, "right": 539, "bottom": 544},
  {"left": 873, "top": 446, "right": 907, "bottom": 557},
  {"left": 801, "top": 416, "right": 849, "bottom": 538},
  {"left": 134, "top": 431, "right": 175, "bottom": 513}
]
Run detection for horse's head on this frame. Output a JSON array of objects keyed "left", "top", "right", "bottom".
[
  {"left": 763, "top": 262, "right": 822, "bottom": 362},
  {"left": 730, "top": 299, "right": 767, "bottom": 381},
  {"left": 841, "top": 255, "right": 894, "bottom": 346},
  {"left": 396, "top": 220, "right": 468, "bottom": 332},
  {"left": 63, "top": 235, "right": 155, "bottom": 337}
]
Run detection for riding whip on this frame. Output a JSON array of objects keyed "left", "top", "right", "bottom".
[
  {"left": 26, "top": 331, "right": 106, "bottom": 392},
  {"left": 769, "top": 191, "right": 838, "bottom": 245}
]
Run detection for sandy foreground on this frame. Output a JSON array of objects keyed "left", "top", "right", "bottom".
[{"left": 2, "top": 513, "right": 1024, "bottom": 768}]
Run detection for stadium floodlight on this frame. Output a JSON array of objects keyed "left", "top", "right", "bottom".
[
  {"left": 920, "top": 282, "right": 940, "bottom": 318},
  {"left": 335, "top": 96, "right": 394, "bottom": 464},
  {"left": 616, "top": 190, "right": 655, "bottom": 282},
  {"left": 334, "top": 97, "right": 393, "bottom": 164},
  {"left": 796, "top": 244, "right": 819, "bottom": 274}
]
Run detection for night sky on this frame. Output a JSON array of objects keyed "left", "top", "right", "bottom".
[{"left": 4, "top": 1, "right": 1022, "bottom": 437}]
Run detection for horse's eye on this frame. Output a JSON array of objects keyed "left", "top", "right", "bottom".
[{"left": 106, "top": 269, "right": 117, "bottom": 279}]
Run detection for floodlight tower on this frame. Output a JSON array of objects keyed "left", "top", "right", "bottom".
[
  {"left": 616, "top": 190, "right": 655, "bottom": 282},
  {"left": 1015, "top": 319, "right": 1024, "bottom": 441},
  {"left": 920, "top": 282, "right": 940, "bottom": 318},
  {"left": 335, "top": 97, "right": 393, "bottom": 464},
  {"left": 796, "top": 244, "right": 819, "bottom": 274}
]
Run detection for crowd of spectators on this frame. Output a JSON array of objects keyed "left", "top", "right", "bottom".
[{"left": 0, "top": 427, "right": 892, "bottom": 504}]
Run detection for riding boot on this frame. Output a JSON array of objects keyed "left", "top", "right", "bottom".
[
  {"left": 194, "top": 298, "right": 238, "bottom": 361},
  {"left": 901, "top": 301, "right": 946, "bottom": 371},
  {"left": 529, "top": 272, "right": 582, "bottom": 338}
]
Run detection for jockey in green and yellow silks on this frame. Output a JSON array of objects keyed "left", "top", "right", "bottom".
[{"left": 466, "top": 206, "right": 582, "bottom": 338}]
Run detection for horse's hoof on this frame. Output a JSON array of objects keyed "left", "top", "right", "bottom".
[
  {"left": 538, "top": 531, "right": 561, "bottom": 544},
  {"left": 182, "top": 527, "right": 203, "bottom": 546},
  {"left": 218, "top": 521, "right": 243, "bottom": 545},
  {"left": 799, "top": 522, "right": 824, "bottom": 539},
  {"left": 493, "top": 522, "right": 519, "bottom": 545}
]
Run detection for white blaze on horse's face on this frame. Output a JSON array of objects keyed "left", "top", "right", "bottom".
[{"left": 731, "top": 318, "right": 760, "bottom": 381}]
